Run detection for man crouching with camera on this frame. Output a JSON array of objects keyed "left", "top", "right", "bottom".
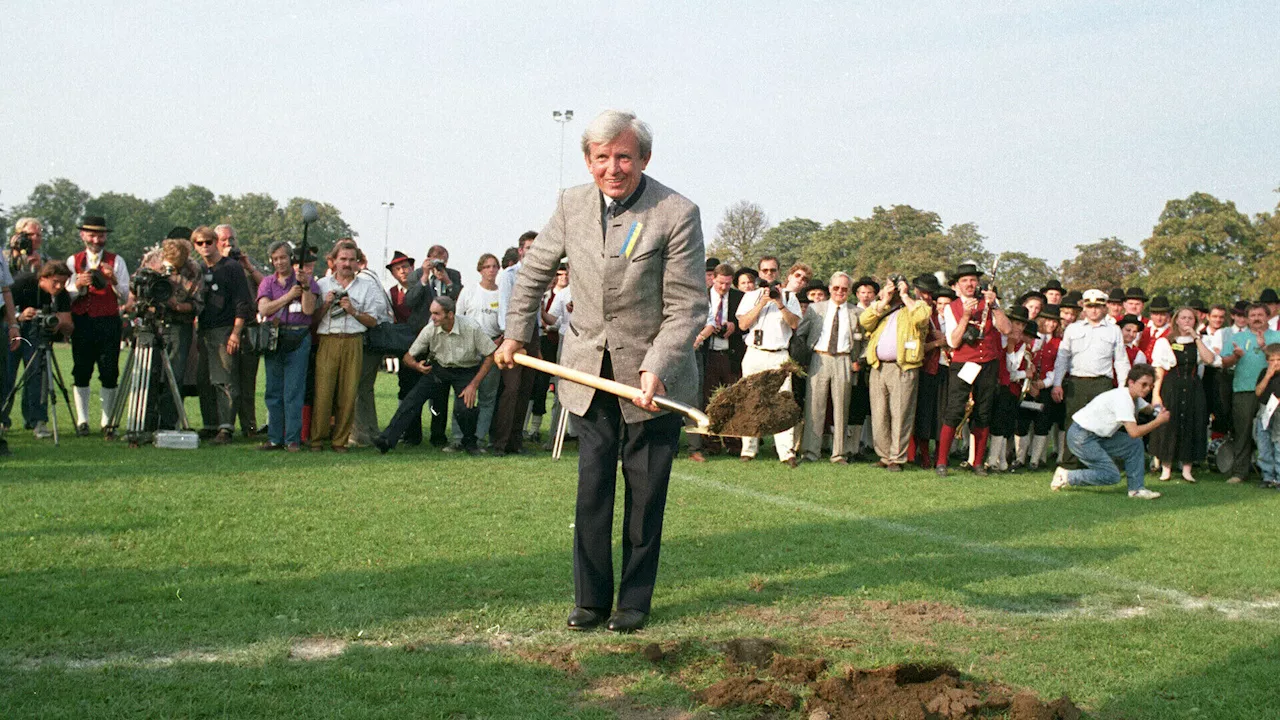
[
  {"left": 373, "top": 296, "right": 494, "bottom": 455},
  {"left": 5, "top": 261, "right": 73, "bottom": 439},
  {"left": 934, "top": 262, "right": 1012, "bottom": 477}
]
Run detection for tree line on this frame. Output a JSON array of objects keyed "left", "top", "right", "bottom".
[
  {"left": 2, "top": 179, "right": 355, "bottom": 266},
  {"left": 710, "top": 189, "right": 1280, "bottom": 306}
]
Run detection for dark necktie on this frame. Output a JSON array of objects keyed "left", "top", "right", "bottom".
[
  {"left": 716, "top": 294, "right": 726, "bottom": 329},
  {"left": 827, "top": 305, "right": 840, "bottom": 354}
]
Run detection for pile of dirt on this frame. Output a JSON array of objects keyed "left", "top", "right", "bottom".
[
  {"left": 806, "top": 663, "right": 1080, "bottom": 720},
  {"left": 691, "top": 642, "right": 1080, "bottom": 719},
  {"left": 706, "top": 363, "right": 803, "bottom": 436}
]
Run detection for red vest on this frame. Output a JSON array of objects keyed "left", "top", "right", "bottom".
[
  {"left": 1137, "top": 323, "right": 1169, "bottom": 361},
  {"left": 948, "top": 298, "right": 1002, "bottom": 364},
  {"left": 71, "top": 251, "right": 121, "bottom": 318}
]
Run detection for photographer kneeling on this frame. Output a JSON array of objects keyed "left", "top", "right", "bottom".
[
  {"left": 373, "top": 297, "right": 494, "bottom": 455},
  {"left": 7, "top": 262, "right": 73, "bottom": 438}
]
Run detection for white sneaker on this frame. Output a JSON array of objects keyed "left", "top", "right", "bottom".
[
  {"left": 1128, "top": 488, "right": 1162, "bottom": 500},
  {"left": 33, "top": 422, "right": 52, "bottom": 439},
  {"left": 1051, "top": 467, "right": 1071, "bottom": 491}
]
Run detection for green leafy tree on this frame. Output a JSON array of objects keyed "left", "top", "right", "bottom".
[
  {"left": 156, "top": 184, "right": 218, "bottom": 230},
  {"left": 1141, "top": 192, "right": 1261, "bottom": 305},
  {"left": 10, "top": 178, "right": 91, "bottom": 259},
  {"left": 799, "top": 206, "right": 989, "bottom": 283},
  {"left": 755, "top": 217, "right": 820, "bottom": 269},
  {"left": 1249, "top": 188, "right": 1280, "bottom": 300},
  {"left": 83, "top": 192, "right": 167, "bottom": 265},
  {"left": 1058, "top": 237, "right": 1143, "bottom": 292},
  {"left": 278, "top": 198, "right": 355, "bottom": 257},
  {"left": 991, "top": 251, "right": 1055, "bottom": 303},
  {"left": 708, "top": 200, "right": 770, "bottom": 269},
  {"left": 213, "top": 192, "right": 287, "bottom": 260}
]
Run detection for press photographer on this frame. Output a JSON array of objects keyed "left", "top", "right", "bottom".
[
  {"left": 412, "top": 245, "right": 461, "bottom": 301},
  {"left": 193, "top": 225, "right": 253, "bottom": 445},
  {"left": 216, "top": 224, "right": 265, "bottom": 437},
  {"left": 137, "top": 231, "right": 205, "bottom": 431},
  {"left": 8, "top": 218, "right": 49, "bottom": 275},
  {"left": 3, "top": 260, "right": 66, "bottom": 437}
]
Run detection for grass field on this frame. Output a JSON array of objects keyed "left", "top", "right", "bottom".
[{"left": 2, "top": 351, "right": 1279, "bottom": 718}]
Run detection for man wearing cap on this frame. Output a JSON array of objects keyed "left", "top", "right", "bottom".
[
  {"left": 495, "top": 109, "right": 705, "bottom": 633},
  {"left": 859, "top": 274, "right": 932, "bottom": 470},
  {"left": 65, "top": 215, "right": 131, "bottom": 436},
  {"left": 1051, "top": 289, "right": 1130, "bottom": 467},
  {"left": 385, "top": 250, "right": 433, "bottom": 446},
  {"left": 1137, "top": 296, "right": 1173, "bottom": 360},
  {"left": 934, "top": 262, "right": 1012, "bottom": 476}
]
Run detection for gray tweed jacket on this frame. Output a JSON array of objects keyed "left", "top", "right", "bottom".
[{"left": 505, "top": 175, "right": 707, "bottom": 424}]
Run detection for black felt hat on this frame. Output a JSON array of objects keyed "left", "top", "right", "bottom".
[
  {"left": 1232, "top": 300, "right": 1250, "bottom": 315},
  {"left": 1006, "top": 305, "right": 1030, "bottom": 324},
  {"left": 936, "top": 287, "right": 957, "bottom": 300},
  {"left": 1038, "top": 304, "right": 1061, "bottom": 321},
  {"left": 1260, "top": 288, "right": 1280, "bottom": 304},
  {"left": 1118, "top": 313, "right": 1145, "bottom": 329},
  {"left": 852, "top": 276, "right": 880, "bottom": 294},
  {"left": 912, "top": 273, "right": 942, "bottom": 294},
  {"left": 385, "top": 250, "right": 415, "bottom": 270},
  {"left": 705, "top": 257, "right": 721, "bottom": 272},
  {"left": 953, "top": 262, "right": 984, "bottom": 279},
  {"left": 1060, "top": 290, "right": 1083, "bottom": 310},
  {"left": 1107, "top": 287, "right": 1126, "bottom": 303},
  {"left": 1040, "top": 279, "right": 1065, "bottom": 294},
  {"left": 165, "top": 226, "right": 192, "bottom": 240},
  {"left": 1124, "top": 286, "right": 1148, "bottom": 302},
  {"left": 78, "top": 215, "right": 111, "bottom": 233},
  {"left": 1147, "top": 295, "right": 1173, "bottom": 313},
  {"left": 1188, "top": 298, "right": 1208, "bottom": 313},
  {"left": 1017, "top": 290, "right": 1047, "bottom": 307}
]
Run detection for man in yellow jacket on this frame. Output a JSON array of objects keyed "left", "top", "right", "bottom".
[{"left": 860, "top": 275, "right": 933, "bottom": 471}]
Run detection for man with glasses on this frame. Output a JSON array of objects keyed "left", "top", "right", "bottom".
[
  {"left": 737, "top": 258, "right": 803, "bottom": 466},
  {"left": 795, "top": 272, "right": 858, "bottom": 463},
  {"left": 192, "top": 226, "right": 253, "bottom": 445}
]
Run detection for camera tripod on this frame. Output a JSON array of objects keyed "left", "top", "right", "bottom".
[
  {"left": 105, "top": 317, "right": 192, "bottom": 446},
  {"left": 0, "top": 332, "right": 76, "bottom": 445}
]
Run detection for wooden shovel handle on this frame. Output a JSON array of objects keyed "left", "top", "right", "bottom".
[{"left": 513, "top": 353, "right": 709, "bottom": 429}]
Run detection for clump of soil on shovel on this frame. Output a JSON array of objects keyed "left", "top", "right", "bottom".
[{"left": 706, "top": 362, "right": 803, "bottom": 437}]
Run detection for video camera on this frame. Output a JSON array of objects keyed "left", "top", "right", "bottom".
[
  {"left": 35, "top": 303, "right": 60, "bottom": 338},
  {"left": 131, "top": 267, "right": 173, "bottom": 307}
]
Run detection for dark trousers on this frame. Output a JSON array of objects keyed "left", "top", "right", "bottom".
[
  {"left": 1230, "top": 391, "right": 1259, "bottom": 479},
  {"left": 382, "top": 365, "right": 481, "bottom": 450},
  {"left": 942, "top": 359, "right": 999, "bottom": 429},
  {"left": 71, "top": 314, "right": 121, "bottom": 388},
  {"left": 492, "top": 338, "right": 541, "bottom": 452},
  {"left": 574, "top": 353, "right": 682, "bottom": 614},
  {"left": 529, "top": 332, "right": 560, "bottom": 419},
  {"left": 698, "top": 348, "right": 742, "bottom": 453},
  {"left": 396, "top": 362, "right": 424, "bottom": 445},
  {"left": 236, "top": 349, "right": 259, "bottom": 433}
]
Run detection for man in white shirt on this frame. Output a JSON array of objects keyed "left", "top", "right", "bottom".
[
  {"left": 311, "top": 240, "right": 385, "bottom": 452},
  {"left": 1051, "top": 364, "right": 1171, "bottom": 499},
  {"left": 455, "top": 252, "right": 504, "bottom": 448},
  {"left": 1051, "top": 289, "right": 1130, "bottom": 467},
  {"left": 736, "top": 264, "right": 803, "bottom": 466}
]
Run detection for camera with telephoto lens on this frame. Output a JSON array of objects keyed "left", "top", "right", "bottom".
[
  {"left": 131, "top": 268, "right": 173, "bottom": 306},
  {"left": 329, "top": 287, "right": 349, "bottom": 317}
]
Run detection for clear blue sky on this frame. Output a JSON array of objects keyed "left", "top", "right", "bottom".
[{"left": 3, "top": 1, "right": 1277, "bottom": 284}]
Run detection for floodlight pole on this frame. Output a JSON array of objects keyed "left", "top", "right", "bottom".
[
  {"left": 380, "top": 201, "right": 395, "bottom": 283},
  {"left": 552, "top": 109, "right": 574, "bottom": 192}
]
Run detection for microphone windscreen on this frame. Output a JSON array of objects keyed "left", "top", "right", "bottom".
[{"left": 301, "top": 203, "right": 318, "bottom": 224}]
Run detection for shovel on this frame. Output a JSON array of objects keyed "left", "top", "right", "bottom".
[{"left": 512, "top": 353, "right": 710, "bottom": 430}]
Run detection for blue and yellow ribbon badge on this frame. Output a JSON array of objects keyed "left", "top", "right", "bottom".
[{"left": 622, "top": 222, "right": 644, "bottom": 258}]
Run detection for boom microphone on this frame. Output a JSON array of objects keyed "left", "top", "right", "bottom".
[{"left": 301, "top": 202, "right": 318, "bottom": 225}]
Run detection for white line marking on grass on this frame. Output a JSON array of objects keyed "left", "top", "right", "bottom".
[{"left": 676, "top": 473, "right": 1280, "bottom": 622}]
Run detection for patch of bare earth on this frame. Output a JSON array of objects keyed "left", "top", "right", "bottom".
[
  {"left": 288, "top": 637, "right": 348, "bottom": 661},
  {"left": 515, "top": 644, "right": 580, "bottom": 674}
]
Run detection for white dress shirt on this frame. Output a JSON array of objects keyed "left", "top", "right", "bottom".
[
  {"left": 1053, "top": 319, "right": 1129, "bottom": 387},
  {"left": 814, "top": 302, "right": 853, "bottom": 354},
  {"left": 736, "top": 288, "right": 801, "bottom": 351}
]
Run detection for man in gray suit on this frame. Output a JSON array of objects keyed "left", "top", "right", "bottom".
[
  {"left": 795, "top": 272, "right": 861, "bottom": 463},
  {"left": 496, "top": 110, "right": 706, "bottom": 633}
]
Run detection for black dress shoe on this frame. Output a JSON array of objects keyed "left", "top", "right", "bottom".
[
  {"left": 372, "top": 436, "right": 391, "bottom": 455},
  {"left": 567, "top": 607, "right": 607, "bottom": 631},
  {"left": 606, "top": 608, "right": 647, "bottom": 633}
]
